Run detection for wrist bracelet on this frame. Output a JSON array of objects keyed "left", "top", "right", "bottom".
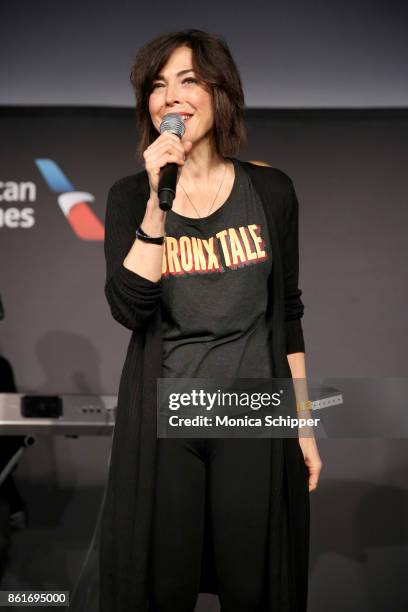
[{"left": 135, "top": 225, "right": 165, "bottom": 245}]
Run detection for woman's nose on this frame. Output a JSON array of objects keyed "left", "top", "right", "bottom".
[{"left": 165, "top": 83, "right": 180, "bottom": 106}]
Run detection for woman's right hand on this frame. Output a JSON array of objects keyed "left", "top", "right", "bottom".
[{"left": 143, "top": 131, "right": 193, "bottom": 205}]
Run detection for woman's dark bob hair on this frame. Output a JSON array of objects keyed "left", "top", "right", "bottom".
[{"left": 130, "top": 29, "right": 247, "bottom": 161}]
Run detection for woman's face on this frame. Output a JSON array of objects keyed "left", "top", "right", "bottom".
[{"left": 148, "top": 45, "right": 214, "bottom": 147}]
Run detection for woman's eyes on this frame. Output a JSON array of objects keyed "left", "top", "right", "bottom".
[{"left": 151, "top": 78, "right": 197, "bottom": 90}]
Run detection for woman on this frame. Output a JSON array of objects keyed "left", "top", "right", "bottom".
[{"left": 99, "top": 28, "right": 322, "bottom": 612}]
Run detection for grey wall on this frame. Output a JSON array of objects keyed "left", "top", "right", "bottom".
[
  {"left": 2, "top": 109, "right": 408, "bottom": 394},
  {"left": 1, "top": 0, "right": 408, "bottom": 107}
]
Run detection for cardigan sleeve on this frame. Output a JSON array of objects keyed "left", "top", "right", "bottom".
[
  {"left": 282, "top": 180, "right": 306, "bottom": 354},
  {"left": 104, "top": 181, "right": 162, "bottom": 331}
]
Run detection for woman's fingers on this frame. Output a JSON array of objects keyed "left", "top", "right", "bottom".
[
  {"left": 298, "top": 437, "right": 323, "bottom": 493},
  {"left": 143, "top": 132, "right": 190, "bottom": 197},
  {"left": 306, "top": 460, "right": 322, "bottom": 492}
]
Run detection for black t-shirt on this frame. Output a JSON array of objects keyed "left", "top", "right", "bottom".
[{"left": 161, "top": 157, "right": 273, "bottom": 379}]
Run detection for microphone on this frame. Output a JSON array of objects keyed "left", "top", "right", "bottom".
[{"left": 158, "top": 113, "right": 186, "bottom": 211}]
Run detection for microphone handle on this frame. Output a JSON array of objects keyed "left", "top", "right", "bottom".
[{"left": 158, "top": 162, "right": 179, "bottom": 211}]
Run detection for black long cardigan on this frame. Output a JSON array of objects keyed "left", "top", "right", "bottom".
[{"left": 99, "top": 159, "right": 310, "bottom": 612}]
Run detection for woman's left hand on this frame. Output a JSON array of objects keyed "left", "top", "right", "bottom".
[{"left": 298, "top": 436, "right": 323, "bottom": 492}]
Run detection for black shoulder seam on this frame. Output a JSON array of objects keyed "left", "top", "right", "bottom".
[{"left": 237, "top": 159, "right": 293, "bottom": 187}]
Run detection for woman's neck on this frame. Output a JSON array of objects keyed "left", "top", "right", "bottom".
[{"left": 179, "top": 137, "right": 227, "bottom": 189}]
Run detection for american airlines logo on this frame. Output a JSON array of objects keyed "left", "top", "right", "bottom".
[
  {"left": 0, "top": 159, "right": 104, "bottom": 241},
  {"left": 35, "top": 159, "right": 104, "bottom": 241}
]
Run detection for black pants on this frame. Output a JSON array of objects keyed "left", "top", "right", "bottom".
[{"left": 148, "top": 436, "right": 277, "bottom": 612}]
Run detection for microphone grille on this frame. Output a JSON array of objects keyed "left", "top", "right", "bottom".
[{"left": 159, "top": 113, "right": 186, "bottom": 139}]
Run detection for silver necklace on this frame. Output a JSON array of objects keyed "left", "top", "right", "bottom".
[{"left": 179, "top": 162, "right": 228, "bottom": 219}]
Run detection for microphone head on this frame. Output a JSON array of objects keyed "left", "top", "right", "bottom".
[{"left": 159, "top": 113, "right": 186, "bottom": 139}]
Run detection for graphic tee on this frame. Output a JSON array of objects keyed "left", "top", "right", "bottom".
[{"left": 161, "top": 157, "right": 274, "bottom": 379}]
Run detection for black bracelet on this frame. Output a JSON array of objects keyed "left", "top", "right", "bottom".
[{"left": 135, "top": 225, "right": 165, "bottom": 245}]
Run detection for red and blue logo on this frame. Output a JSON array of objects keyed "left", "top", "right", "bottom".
[{"left": 35, "top": 159, "right": 104, "bottom": 241}]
